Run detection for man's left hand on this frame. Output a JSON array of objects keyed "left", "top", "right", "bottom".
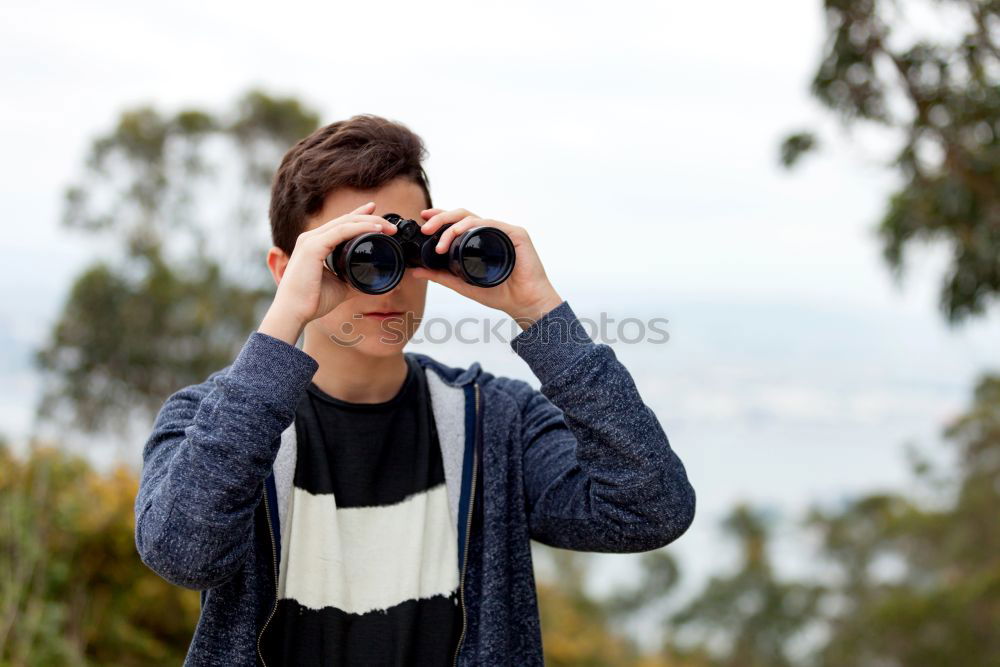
[{"left": 412, "top": 207, "right": 563, "bottom": 330}]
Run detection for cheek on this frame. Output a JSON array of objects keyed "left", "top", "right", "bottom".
[{"left": 313, "top": 304, "right": 362, "bottom": 340}]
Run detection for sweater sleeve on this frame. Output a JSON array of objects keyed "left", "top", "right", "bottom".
[
  {"left": 510, "top": 301, "right": 695, "bottom": 553},
  {"left": 133, "top": 332, "right": 318, "bottom": 590}
]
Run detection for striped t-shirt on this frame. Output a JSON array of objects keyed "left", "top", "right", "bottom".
[{"left": 263, "top": 355, "right": 463, "bottom": 665}]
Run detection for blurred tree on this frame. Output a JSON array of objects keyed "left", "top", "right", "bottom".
[
  {"left": 536, "top": 549, "right": 701, "bottom": 667},
  {"left": 35, "top": 89, "right": 320, "bottom": 434},
  {"left": 781, "top": 0, "right": 1000, "bottom": 323},
  {"left": 537, "top": 550, "right": 639, "bottom": 666},
  {"left": 775, "top": 2, "right": 1000, "bottom": 663},
  {"left": 0, "top": 441, "right": 200, "bottom": 665},
  {"left": 808, "top": 375, "right": 1000, "bottom": 666},
  {"left": 601, "top": 549, "right": 681, "bottom": 620},
  {"left": 663, "top": 507, "right": 822, "bottom": 667}
]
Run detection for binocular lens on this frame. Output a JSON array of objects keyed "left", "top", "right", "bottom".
[
  {"left": 458, "top": 228, "right": 515, "bottom": 286},
  {"left": 337, "top": 235, "right": 404, "bottom": 294}
]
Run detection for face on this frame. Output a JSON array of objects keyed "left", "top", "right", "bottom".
[{"left": 304, "top": 177, "right": 430, "bottom": 358}]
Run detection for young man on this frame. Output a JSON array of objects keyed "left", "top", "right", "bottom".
[{"left": 134, "top": 114, "right": 696, "bottom": 666}]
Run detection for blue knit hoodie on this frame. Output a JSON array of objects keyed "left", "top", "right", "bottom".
[{"left": 134, "top": 300, "right": 696, "bottom": 666}]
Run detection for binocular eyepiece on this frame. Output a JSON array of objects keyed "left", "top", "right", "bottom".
[{"left": 325, "top": 213, "right": 516, "bottom": 295}]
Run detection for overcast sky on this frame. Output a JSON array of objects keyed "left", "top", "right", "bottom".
[
  {"left": 3, "top": 0, "right": 1000, "bottom": 625},
  {"left": 5, "top": 0, "right": 992, "bottom": 317}
]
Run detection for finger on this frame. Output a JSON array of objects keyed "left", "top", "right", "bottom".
[
  {"left": 373, "top": 218, "right": 397, "bottom": 234},
  {"left": 307, "top": 219, "right": 390, "bottom": 255},
  {"left": 472, "top": 219, "right": 527, "bottom": 249},
  {"left": 477, "top": 218, "right": 519, "bottom": 236},
  {"left": 300, "top": 202, "right": 379, "bottom": 239},
  {"left": 434, "top": 215, "right": 483, "bottom": 253},
  {"left": 300, "top": 214, "right": 393, "bottom": 246},
  {"left": 421, "top": 208, "right": 477, "bottom": 235},
  {"left": 420, "top": 207, "right": 445, "bottom": 221}
]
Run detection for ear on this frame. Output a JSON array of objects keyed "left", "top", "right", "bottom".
[{"left": 266, "top": 246, "right": 290, "bottom": 286}]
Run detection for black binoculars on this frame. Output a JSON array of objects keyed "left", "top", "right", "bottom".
[{"left": 325, "top": 213, "right": 516, "bottom": 295}]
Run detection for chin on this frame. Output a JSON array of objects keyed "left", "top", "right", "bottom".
[
  {"left": 314, "top": 312, "right": 417, "bottom": 358},
  {"left": 351, "top": 335, "right": 410, "bottom": 358}
]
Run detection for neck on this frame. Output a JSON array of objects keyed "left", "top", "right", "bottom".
[{"left": 303, "top": 325, "right": 408, "bottom": 404}]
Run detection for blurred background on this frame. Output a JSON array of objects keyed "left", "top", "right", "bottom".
[{"left": 3, "top": 0, "right": 1000, "bottom": 664}]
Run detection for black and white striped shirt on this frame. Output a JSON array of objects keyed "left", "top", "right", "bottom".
[{"left": 264, "top": 354, "right": 462, "bottom": 665}]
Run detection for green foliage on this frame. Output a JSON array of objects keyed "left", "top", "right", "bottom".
[
  {"left": 536, "top": 549, "right": 697, "bottom": 666},
  {"left": 779, "top": 132, "right": 819, "bottom": 168},
  {"left": 765, "top": 4, "right": 1000, "bottom": 659},
  {"left": 37, "top": 89, "right": 321, "bottom": 434},
  {"left": 35, "top": 253, "right": 268, "bottom": 432},
  {"left": 809, "top": 374, "right": 1000, "bottom": 666},
  {"left": 665, "top": 507, "right": 823, "bottom": 667},
  {"left": 782, "top": 0, "right": 1000, "bottom": 322},
  {"left": 230, "top": 90, "right": 322, "bottom": 188},
  {"left": 602, "top": 550, "right": 681, "bottom": 619},
  {"left": 537, "top": 550, "right": 641, "bottom": 666},
  {"left": 0, "top": 441, "right": 200, "bottom": 665}
]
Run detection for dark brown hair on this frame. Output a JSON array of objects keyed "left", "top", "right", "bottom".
[{"left": 269, "top": 114, "right": 432, "bottom": 254}]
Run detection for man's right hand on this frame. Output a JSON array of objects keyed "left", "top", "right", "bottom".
[{"left": 258, "top": 201, "right": 396, "bottom": 345}]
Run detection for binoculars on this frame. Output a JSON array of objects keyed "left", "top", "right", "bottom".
[{"left": 325, "top": 213, "right": 516, "bottom": 295}]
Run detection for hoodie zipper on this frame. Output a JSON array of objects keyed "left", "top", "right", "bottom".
[
  {"left": 452, "top": 381, "right": 480, "bottom": 667},
  {"left": 256, "top": 486, "right": 279, "bottom": 667}
]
